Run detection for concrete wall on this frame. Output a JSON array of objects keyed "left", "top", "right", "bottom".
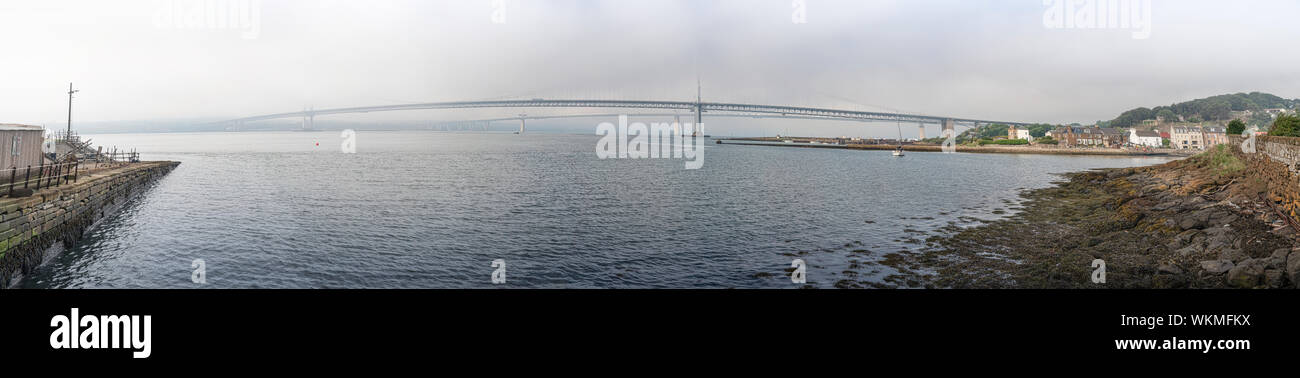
[{"left": 0, "top": 161, "right": 179, "bottom": 287}]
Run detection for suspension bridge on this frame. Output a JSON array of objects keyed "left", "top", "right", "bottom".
[{"left": 218, "top": 98, "right": 1037, "bottom": 138}]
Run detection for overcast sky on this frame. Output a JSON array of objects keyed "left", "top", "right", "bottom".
[{"left": 3, "top": 0, "right": 1299, "bottom": 136}]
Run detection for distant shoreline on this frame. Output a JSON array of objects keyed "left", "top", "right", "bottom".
[{"left": 716, "top": 138, "right": 1186, "bottom": 157}]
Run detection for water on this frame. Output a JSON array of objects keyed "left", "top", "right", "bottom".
[{"left": 22, "top": 131, "right": 1174, "bottom": 288}]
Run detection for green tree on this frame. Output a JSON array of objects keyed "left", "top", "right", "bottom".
[
  {"left": 1226, "top": 119, "right": 1246, "bottom": 135},
  {"left": 1156, "top": 109, "right": 1177, "bottom": 123},
  {"left": 1269, "top": 114, "right": 1300, "bottom": 137},
  {"left": 1202, "top": 100, "right": 1231, "bottom": 121}
]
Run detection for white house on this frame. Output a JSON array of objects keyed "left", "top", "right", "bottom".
[
  {"left": 1128, "top": 128, "right": 1162, "bottom": 148},
  {"left": 1008, "top": 126, "right": 1034, "bottom": 142}
]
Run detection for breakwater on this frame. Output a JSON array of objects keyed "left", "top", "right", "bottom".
[{"left": 0, "top": 161, "right": 179, "bottom": 288}]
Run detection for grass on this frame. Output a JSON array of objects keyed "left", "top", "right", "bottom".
[{"left": 1191, "top": 144, "right": 1245, "bottom": 177}]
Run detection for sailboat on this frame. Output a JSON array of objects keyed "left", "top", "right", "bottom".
[{"left": 892, "top": 120, "right": 905, "bottom": 157}]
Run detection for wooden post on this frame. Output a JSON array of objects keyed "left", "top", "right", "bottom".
[
  {"left": 7, "top": 166, "right": 14, "bottom": 197},
  {"left": 24, "top": 166, "right": 30, "bottom": 189}
]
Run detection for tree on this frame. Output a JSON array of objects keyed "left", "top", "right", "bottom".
[
  {"left": 1269, "top": 114, "right": 1300, "bottom": 137},
  {"left": 1156, "top": 109, "right": 1177, "bottom": 123},
  {"left": 1202, "top": 100, "right": 1231, "bottom": 121},
  {"left": 1027, "top": 123, "right": 1053, "bottom": 138},
  {"left": 1227, "top": 119, "right": 1246, "bottom": 135}
]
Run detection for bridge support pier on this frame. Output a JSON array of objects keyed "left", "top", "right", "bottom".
[
  {"left": 918, "top": 124, "right": 925, "bottom": 140},
  {"left": 518, "top": 118, "right": 525, "bottom": 134},
  {"left": 941, "top": 118, "right": 955, "bottom": 138},
  {"left": 693, "top": 104, "right": 703, "bottom": 136}
]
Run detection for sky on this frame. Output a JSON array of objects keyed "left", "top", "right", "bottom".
[{"left": 2, "top": 0, "right": 1299, "bottom": 137}]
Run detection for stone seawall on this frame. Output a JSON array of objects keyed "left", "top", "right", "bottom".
[
  {"left": 0, "top": 161, "right": 179, "bottom": 287},
  {"left": 1231, "top": 135, "right": 1300, "bottom": 221}
]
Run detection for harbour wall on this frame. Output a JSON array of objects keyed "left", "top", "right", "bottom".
[
  {"left": 0, "top": 161, "right": 179, "bottom": 287},
  {"left": 1230, "top": 135, "right": 1300, "bottom": 221}
]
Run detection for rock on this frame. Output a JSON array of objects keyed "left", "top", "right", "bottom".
[
  {"left": 1178, "top": 216, "right": 1200, "bottom": 230},
  {"left": 1218, "top": 249, "right": 1248, "bottom": 263},
  {"left": 9, "top": 188, "right": 32, "bottom": 198},
  {"left": 1268, "top": 248, "right": 1290, "bottom": 270},
  {"left": 1287, "top": 249, "right": 1300, "bottom": 289},
  {"left": 1219, "top": 214, "right": 1240, "bottom": 226},
  {"left": 1200, "top": 260, "right": 1235, "bottom": 274},
  {"left": 1157, "top": 263, "right": 1183, "bottom": 275},
  {"left": 1153, "top": 274, "right": 1188, "bottom": 289},
  {"left": 1265, "top": 269, "right": 1285, "bottom": 288},
  {"left": 1204, "top": 228, "right": 1236, "bottom": 255},
  {"left": 1226, "top": 259, "right": 1268, "bottom": 288}
]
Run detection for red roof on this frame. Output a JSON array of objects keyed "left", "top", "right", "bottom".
[{"left": 1159, "top": 132, "right": 1170, "bottom": 138}]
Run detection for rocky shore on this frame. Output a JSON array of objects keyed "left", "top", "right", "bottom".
[{"left": 894, "top": 145, "right": 1300, "bottom": 288}]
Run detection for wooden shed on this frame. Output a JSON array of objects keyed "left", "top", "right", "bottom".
[{"left": 0, "top": 124, "right": 47, "bottom": 171}]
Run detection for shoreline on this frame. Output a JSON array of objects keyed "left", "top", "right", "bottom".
[
  {"left": 717, "top": 138, "right": 1186, "bottom": 157},
  {"left": 885, "top": 147, "right": 1300, "bottom": 289}
]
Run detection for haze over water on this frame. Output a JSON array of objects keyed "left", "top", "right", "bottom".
[{"left": 22, "top": 130, "right": 1173, "bottom": 288}]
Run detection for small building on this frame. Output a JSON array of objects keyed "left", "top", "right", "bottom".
[
  {"left": 1128, "top": 128, "right": 1162, "bottom": 147},
  {"left": 1171, "top": 126, "right": 1204, "bottom": 150},
  {"left": 0, "top": 124, "right": 46, "bottom": 171}
]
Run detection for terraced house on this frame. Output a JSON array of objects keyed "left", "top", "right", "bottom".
[
  {"left": 1202, "top": 126, "right": 1228, "bottom": 147},
  {"left": 1171, "top": 126, "right": 1203, "bottom": 149}
]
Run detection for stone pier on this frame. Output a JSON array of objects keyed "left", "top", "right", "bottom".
[{"left": 0, "top": 161, "right": 179, "bottom": 287}]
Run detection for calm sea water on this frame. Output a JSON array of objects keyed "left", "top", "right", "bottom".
[{"left": 22, "top": 131, "right": 1173, "bottom": 288}]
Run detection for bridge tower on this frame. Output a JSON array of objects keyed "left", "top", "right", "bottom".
[
  {"left": 918, "top": 123, "right": 926, "bottom": 140},
  {"left": 518, "top": 118, "right": 526, "bottom": 134},
  {"left": 301, "top": 107, "right": 315, "bottom": 131},
  {"left": 693, "top": 78, "right": 703, "bottom": 137},
  {"left": 941, "top": 118, "right": 955, "bottom": 138}
]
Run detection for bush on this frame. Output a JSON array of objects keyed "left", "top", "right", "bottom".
[
  {"left": 1227, "top": 119, "right": 1246, "bottom": 135},
  {"left": 1269, "top": 114, "right": 1300, "bottom": 137},
  {"left": 993, "top": 139, "right": 1029, "bottom": 145}
]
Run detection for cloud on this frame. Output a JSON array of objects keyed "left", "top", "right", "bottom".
[{"left": 1, "top": 0, "right": 1297, "bottom": 136}]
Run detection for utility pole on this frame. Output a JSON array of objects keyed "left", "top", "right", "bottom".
[{"left": 66, "top": 83, "right": 79, "bottom": 141}]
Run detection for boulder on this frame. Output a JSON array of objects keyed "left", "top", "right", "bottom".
[
  {"left": 1268, "top": 248, "right": 1290, "bottom": 270},
  {"left": 1203, "top": 227, "right": 1236, "bottom": 253},
  {"left": 1288, "top": 249, "right": 1300, "bottom": 289},
  {"left": 1157, "top": 263, "right": 1183, "bottom": 275},
  {"left": 1265, "top": 269, "right": 1285, "bottom": 288},
  {"left": 1200, "top": 260, "right": 1234, "bottom": 275},
  {"left": 1226, "top": 259, "right": 1268, "bottom": 288},
  {"left": 1218, "top": 249, "right": 1249, "bottom": 263}
]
